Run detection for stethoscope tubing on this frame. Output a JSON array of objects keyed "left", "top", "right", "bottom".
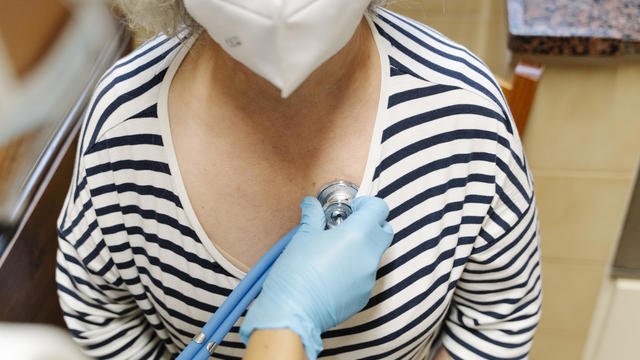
[
  {"left": 192, "top": 270, "right": 269, "bottom": 360},
  {"left": 177, "top": 225, "right": 301, "bottom": 359}
]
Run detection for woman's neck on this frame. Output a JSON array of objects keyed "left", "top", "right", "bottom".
[{"left": 182, "top": 17, "right": 378, "bottom": 128}]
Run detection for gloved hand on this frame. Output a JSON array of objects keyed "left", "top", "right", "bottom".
[{"left": 239, "top": 196, "right": 393, "bottom": 360}]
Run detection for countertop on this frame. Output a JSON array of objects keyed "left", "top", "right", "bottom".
[{"left": 507, "top": 0, "right": 640, "bottom": 55}]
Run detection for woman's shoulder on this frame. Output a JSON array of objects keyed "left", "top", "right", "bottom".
[
  {"left": 78, "top": 33, "right": 185, "bottom": 156},
  {"left": 58, "top": 35, "right": 189, "bottom": 239},
  {"left": 373, "top": 7, "right": 510, "bottom": 124},
  {"left": 373, "top": 8, "right": 528, "bottom": 192}
]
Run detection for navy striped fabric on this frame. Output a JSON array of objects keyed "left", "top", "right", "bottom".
[{"left": 56, "top": 7, "right": 541, "bottom": 360}]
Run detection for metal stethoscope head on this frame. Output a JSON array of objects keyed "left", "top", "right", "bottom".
[{"left": 316, "top": 180, "right": 359, "bottom": 229}]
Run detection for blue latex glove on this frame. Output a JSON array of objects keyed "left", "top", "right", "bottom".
[{"left": 239, "top": 196, "right": 394, "bottom": 360}]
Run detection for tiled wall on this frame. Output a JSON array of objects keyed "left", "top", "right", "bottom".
[
  {"left": 386, "top": 1, "right": 640, "bottom": 359},
  {"left": 521, "top": 61, "right": 639, "bottom": 360}
]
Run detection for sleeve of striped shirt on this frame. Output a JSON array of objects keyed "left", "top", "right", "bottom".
[
  {"left": 56, "top": 164, "right": 170, "bottom": 360},
  {"left": 440, "top": 118, "right": 542, "bottom": 359}
]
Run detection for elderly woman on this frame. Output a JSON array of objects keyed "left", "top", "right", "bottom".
[{"left": 56, "top": 0, "right": 541, "bottom": 359}]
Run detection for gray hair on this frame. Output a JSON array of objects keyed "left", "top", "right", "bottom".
[{"left": 111, "top": 0, "right": 389, "bottom": 39}]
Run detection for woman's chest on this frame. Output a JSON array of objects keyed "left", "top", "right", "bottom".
[
  {"left": 165, "top": 32, "right": 382, "bottom": 271},
  {"left": 169, "top": 111, "right": 376, "bottom": 271}
]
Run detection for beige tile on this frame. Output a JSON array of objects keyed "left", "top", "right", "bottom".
[
  {"left": 533, "top": 173, "right": 632, "bottom": 262},
  {"left": 538, "top": 259, "right": 605, "bottom": 336},
  {"left": 613, "top": 63, "right": 640, "bottom": 100},
  {"left": 530, "top": 331, "right": 585, "bottom": 360},
  {"left": 437, "top": 0, "right": 491, "bottom": 15},
  {"left": 413, "top": 17, "right": 488, "bottom": 51},
  {"left": 387, "top": 0, "right": 489, "bottom": 17},
  {"left": 480, "top": 0, "right": 511, "bottom": 79},
  {"left": 386, "top": 0, "right": 430, "bottom": 20},
  {"left": 523, "top": 63, "right": 640, "bottom": 173}
]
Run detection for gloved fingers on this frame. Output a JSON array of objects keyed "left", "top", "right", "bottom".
[
  {"left": 378, "top": 221, "right": 394, "bottom": 249},
  {"left": 299, "top": 196, "right": 326, "bottom": 231},
  {"left": 349, "top": 196, "right": 390, "bottom": 227},
  {"left": 362, "top": 221, "right": 394, "bottom": 259},
  {"left": 381, "top": 221, "right": 394, "bottom": 237}
]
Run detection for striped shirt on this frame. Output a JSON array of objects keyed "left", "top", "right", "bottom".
[{"left": 56, "top": 7, "right": 541, "bottom": 360}]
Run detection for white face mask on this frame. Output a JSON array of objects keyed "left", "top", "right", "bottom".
[{"left": 184, "top": 0, "right": 371, "bottom": 98}]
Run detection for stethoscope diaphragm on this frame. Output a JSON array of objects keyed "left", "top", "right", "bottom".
[{"left": 316, "top": 180, "right": 359, "bottom": 229}]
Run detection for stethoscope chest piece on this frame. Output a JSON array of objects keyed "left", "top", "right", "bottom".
[{"left": 316, "top": 180, "right": 359, "bottom": 229}]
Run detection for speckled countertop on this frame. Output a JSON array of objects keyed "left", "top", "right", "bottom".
[{"left": 507, "top": 0, "right": 640, "bottom": 56}]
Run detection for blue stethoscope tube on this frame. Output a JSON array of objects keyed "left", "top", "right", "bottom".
[{"left": 177, "top": 225, "right": 300, "bottom": 360}]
